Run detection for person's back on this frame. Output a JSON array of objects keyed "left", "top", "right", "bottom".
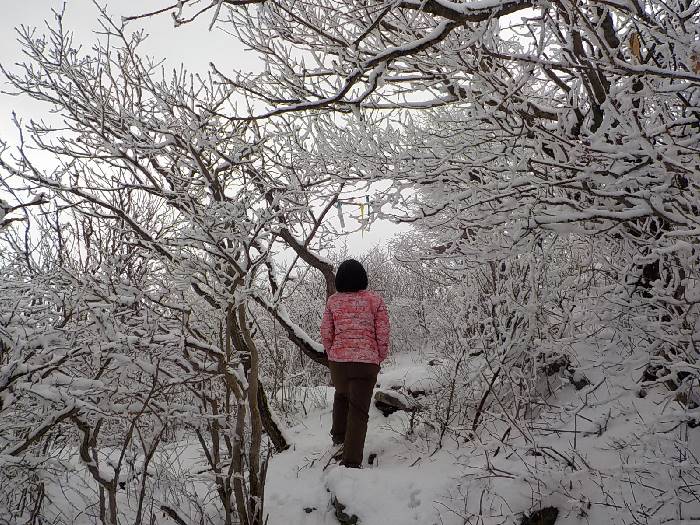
[
  {"left": 321, "top": 290, "right": 389, "bottom": 365},
  {"left": 320, "top": 259, "right": 390, "bottom": 468}
]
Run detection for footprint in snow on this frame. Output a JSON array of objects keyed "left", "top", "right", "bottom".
[{"left": 408, "top": 487, "right": 421, "bottom": 509}]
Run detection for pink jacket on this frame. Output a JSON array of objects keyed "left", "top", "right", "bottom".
[{"left": 321, "top": 291, "right": 390, "bottom": 365}]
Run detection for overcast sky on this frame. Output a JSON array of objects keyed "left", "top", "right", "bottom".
[
  {"left": 0, "top": 1, "right": 409, "bottom": 256},
  {"left": 0, "top": 0, "right": 254, "bottom": 139}
]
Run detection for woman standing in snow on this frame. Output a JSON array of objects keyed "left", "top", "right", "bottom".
[{"left": 321, "top": 259, "right": 390, "bottom": 468}]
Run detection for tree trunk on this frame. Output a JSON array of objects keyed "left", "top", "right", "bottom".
[{"left": 257, "top": 380, "right": 289, "bottom": 452}]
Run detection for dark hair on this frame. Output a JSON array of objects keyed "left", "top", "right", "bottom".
[{"left": 335, "top": 259, "right": 368, "bottom": 293}]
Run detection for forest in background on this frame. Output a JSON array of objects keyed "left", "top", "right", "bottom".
[{"left": 1, "top": 0, "right": 699, "bottom": 523}]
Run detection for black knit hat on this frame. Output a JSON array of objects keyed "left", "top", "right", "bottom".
[{"left": 335, "top": 259, "right": 368, "bottom": 293}]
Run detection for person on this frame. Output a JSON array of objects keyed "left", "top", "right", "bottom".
[{"left": 320, "top": 259, "right": 390, "bottom": 468}]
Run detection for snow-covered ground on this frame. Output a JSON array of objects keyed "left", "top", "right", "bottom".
[
  {"left": 12, "top": 348, "right": 699, "bottom": 525},
  {"left": 265, "top": 355, "right": 466, "bottom": 525},
  {"left": 264, "top": 348, "right": 700, "bottom": 525}
]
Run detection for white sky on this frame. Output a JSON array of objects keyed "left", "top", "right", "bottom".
[
  {"left": 0, "top": 0, "right": 409, "bottom": 256},
  {"left": 0, "top": 0, "right": 250, "bottom": 138}
]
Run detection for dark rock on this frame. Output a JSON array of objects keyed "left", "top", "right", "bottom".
[
  {"left": 676, "top": 390, "right": 700, "bottom": 409},
  {"left": 641, "top": 364, "right": 663, "bottom": 382},
  {"left": 569, "top": 371, "right": 591, "bottom": 390},
  {"left": 368, "top": 453, "right": 377, "bottom": 466},
  {"left": 374, "top": 389, "right": 420, "bottom": 417},
  {"left": 542, "top": 355, "right": 570, "bottom": 376},
  {"left": 304, "top": 507, "right": 317, "bottom": 514},
  {"left": 641, "top": 363, "right": 678, "bottom": 390},
  {"left": 374, "top": 400, "right": 399, "bottom": 417},
  {"left": 678, "top": 370, "right": 692, "bottom": 383},
  {"left": 332, "top": 496, "right": 359, "bottom": 525},
  {"left": 521, "top": 506, "right": 559, "bottom": 525}
]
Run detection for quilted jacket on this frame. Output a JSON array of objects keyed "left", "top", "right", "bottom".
[{"left": 320, "top": 290, "right": 390, "bottom": 365}]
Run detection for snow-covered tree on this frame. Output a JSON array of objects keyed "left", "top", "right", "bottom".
[{"left": 2, "top": 0, "right": 700, "bottom": 522}]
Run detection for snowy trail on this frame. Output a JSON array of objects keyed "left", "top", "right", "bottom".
[
  {"left": 265, "top": 390, "right": 464, "bottom": 525},
  {"left": 265, "top": 357, "right": 466, "bottom": 525}
]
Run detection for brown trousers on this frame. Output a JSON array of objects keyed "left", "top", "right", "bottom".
[{"left": 329, "top": 361, "right": 380, "bottom": 466}]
